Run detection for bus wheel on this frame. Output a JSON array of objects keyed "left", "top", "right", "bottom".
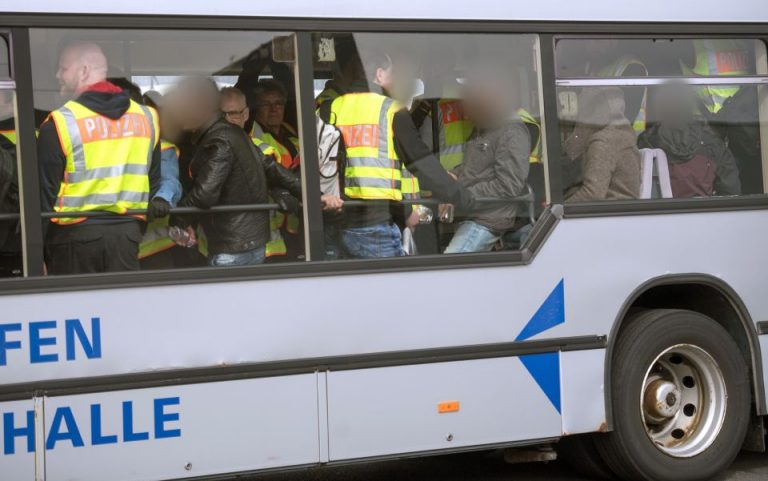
[
  {"left": 596, "top": 309, "right": 750, "bottom": 481},
  {"left": 558, "top": 433, "right": 615, "bottom": 480}
]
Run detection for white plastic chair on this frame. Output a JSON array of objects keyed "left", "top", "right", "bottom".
[{"left": 639, "top": 148, "right": 673, "bottom": 199}]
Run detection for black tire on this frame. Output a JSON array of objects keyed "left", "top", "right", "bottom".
[
  {"left": 595, "top": 309, "right": 750, "bottom": 481},
  {"left": 558, "top": 433, "right": 616, "bottom": 480}
]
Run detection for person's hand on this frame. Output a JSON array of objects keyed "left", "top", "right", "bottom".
[
  {"left": 274, "top": 190, "right": 301, "bottom": 215},
  {"left": 439, "top": 203, "right": 454, "bottom": 223},
  {"left": 406, "top": 210, "right": 420, "bottom": 231},
  {"left": 184, "top": 226, "right": 197, "bottom": 247},
  {"left": 447, "top": 171, "right": 458, "bottom": 181},
  {"left": 321, "top": 194, "right": 344, "bottom": 213},
  {"left": 148, "top": 198, "right": 171, "bottom": 220}
]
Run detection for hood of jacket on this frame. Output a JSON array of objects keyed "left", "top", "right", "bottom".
[
  {"left": 74, "top": 81, "right": 131, "bottom": 120},
  {"left": 639, "top": 123, "right": 704, "bottom": 163},
  {"left": 564, "top": 87, "right": 629, "bottom": 161}
]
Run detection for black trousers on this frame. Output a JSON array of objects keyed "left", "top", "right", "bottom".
[{"left": 46, "top": 221, "right": 142, "bottom": 275}]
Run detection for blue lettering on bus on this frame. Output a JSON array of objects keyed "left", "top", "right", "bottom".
[
  {"left": 1, "top": 397, "right": 181, "bottom": 455},
  {"left": 2, "top": 411, "right": 34, "bottom": 455},
  {"left": 154, "top": 397, "right": 181, "bottom": 439},
  {"left": 0, "top": 324, "right": 22, "bottom": 366},
  {"left": 46, "top": 407, "right": 85, "bottom": 450},
  {"left": 90, "top": 404, "right": 118, "bottom": 445},
  {"left": 0, "top": 317, "right": 102, "bottom": 366},
  {"left": 30, "top": 321, "right": 58, "bottom": 363},
  {"left": 122, "top": 401, "right": 150, "bottom": 442}
]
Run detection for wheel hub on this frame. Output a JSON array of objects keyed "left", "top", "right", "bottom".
[
  {"left": 639, "top": 344, "right": 727, "bottom": 458},
  {"left": 643, "top": 379, "right": 681, "bottom": 422}
]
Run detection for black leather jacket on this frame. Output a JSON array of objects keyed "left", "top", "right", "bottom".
[{"left": 179, "top": 116, "right": 302, "bottom": 256}]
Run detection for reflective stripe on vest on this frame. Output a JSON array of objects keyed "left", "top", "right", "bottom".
[
  {"left": 1, "top": 129, "right": 40, "bottom": 145},
  {"left": 597, "top": 56, "right": 648, "bottom": 134},
  {"left": 682, "top": 39, "right": 749, "bottom": 114},
  {"left": 436, "top": 99, "right": 473, "bottom": 171},
  {"left": 516, "top": 108, "right": 542, "bottom": 164},
  {"left": 330, "top": 93, "right": 403, "bottom": 201},
  {"left": 255, "top": 131, "right": 299, "bottom": 170},
  {"left": 139, "top": 140, "right": 181, "bottom": 259},
  {"left": 253, "top": 133, "right": 301, "bottom": 235},
  {"left": 0, "top": 130, "right": 17, "bottom": 145},
  {"left": 50, "top": 99, "right": 158, "bottom": 224}
]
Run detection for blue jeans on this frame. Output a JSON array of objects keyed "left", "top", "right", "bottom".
[
  {"left": 444, "top": 221, "right": 500, "bottom": 254},
  {"left": 342, "top": 223, "right": 404, "bottom": 258},
  {"left": 209, "top": 246, "right": 266, "bottom": 267}
]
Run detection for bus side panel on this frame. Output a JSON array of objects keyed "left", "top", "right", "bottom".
[
  {"left": 760, "top": 336, "right": 768, "bottom": 406},
  {"left": 560, "top": 349, "right": 606, "bottom": 435},
  {"left": 326, "top": 356, "right": 561, "bottom": 460},
  {"left": 0, "top": 399, "right": 37, "bottom": 480},
  {"left": 43, "top": 374, "right": 320, "bottom": 481}
]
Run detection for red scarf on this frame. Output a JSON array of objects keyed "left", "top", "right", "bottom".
[{"left": 77, "top": 81, "right": 123, "bottom": 95}]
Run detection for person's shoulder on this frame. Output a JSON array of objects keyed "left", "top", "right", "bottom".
[{"left": 497, "top": 118, "right": 530, "bottom": 143}]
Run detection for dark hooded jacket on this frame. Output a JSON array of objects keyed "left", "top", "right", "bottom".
[{"left": 638, "top": 122, "right": 741, "bottom": 196}]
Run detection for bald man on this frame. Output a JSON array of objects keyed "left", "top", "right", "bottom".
[{"left": 37, "top": 42, "right": 162, "bottom": 275}]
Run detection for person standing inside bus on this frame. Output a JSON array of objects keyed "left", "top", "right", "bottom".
[
  {"left": 220, "top": 87, "right": 250, "bottom": 131},
  {"left": 321, "top": 50, "right": 474, "bottom": 258},
  {"left": 137, "top": 91, "right": 186, "bottom": 269},
  {"left": 443, "top": 68, "right": 530, "bottom": 253},
  {"left": 166, "top": 77, "right": 301, "bottom": 267},
  {"left": 250, "top": 80, "right": 303, "bottom": 261},
  {"left": 37, "top": 42, "right": 161, "bottom": 275}
]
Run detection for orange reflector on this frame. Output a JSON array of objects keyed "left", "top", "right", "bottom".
[{"left": 438, "top": 401, "right": 460, "bottom": 413}]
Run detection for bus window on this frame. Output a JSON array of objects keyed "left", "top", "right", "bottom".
[
  {"left": 28, "top": 29, "right": 305, "bottom": 275},
  {"left": 555, "top": 38, "right": 768, "bottom": 201},
  {"left": 0, "top": 89, "right": 22, "bottom": 278},
  {"left": 312, "top": 32, "right": 544, "bottom": 259}
]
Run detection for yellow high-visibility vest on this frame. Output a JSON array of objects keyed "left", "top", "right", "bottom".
[
  {"left": 516, "top": 108, "right": 542, "bottom": 164},
  {"left": 681, "top": 39, "right": 750, "bottom": 114},
  {"left": 139, "top": 140, "right": 179, "bottom": 259},
  {"left": 330, "top": 92, "right": 403, "bottom": 201},
  {"left": 597, "top": 56, "right": 648, "bottom": 133},
  {"left": 252, "top": 129, "right": 301, "bottom": 258},
  {"left": 424, "top": 98, "right": 474, "bottom": 171},
  {"left": 48, "top": 99, "right": 158, "bottom": 225}
]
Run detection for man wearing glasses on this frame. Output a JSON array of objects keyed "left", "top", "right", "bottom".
[
  {"left": 250, "top": 80, "right": 302, "bottom": 261},
  {"left": 220, "top": 87, "right": 250, "bottom": 130}
]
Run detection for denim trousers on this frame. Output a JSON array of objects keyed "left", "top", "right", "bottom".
[
  {"left": 341, "top": 222, "right": 404, "bottom": 258},
  {"left": 444, "top": 221, "right": 500, "bottom": 253},
  {"left": 209, "top": 246, "right": 266, "bottom": 267}
]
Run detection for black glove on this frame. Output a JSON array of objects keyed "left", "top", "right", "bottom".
[
  {"left": 272, "top": 189, "right": 300, "bottom": 216},
  {"left": 148, "top": 198, "right": 171, "bottom": 220}
]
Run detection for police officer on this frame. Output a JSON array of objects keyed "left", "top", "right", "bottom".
[
  {"left": 37, "top": 42, "right": 161, "bottom": 274},
  {"left": 251, "top": 80, "right": 303, "bottom": 261},
  {"left": 681, "top": 39, "right": 751, "bottom": 116},
  {"left": 321, "top": 51, "right": 473, "bottom": 258}
]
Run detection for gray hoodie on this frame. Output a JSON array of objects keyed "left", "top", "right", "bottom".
[{"left": 453, "top": 118, "right": 530, "bottom": 232}]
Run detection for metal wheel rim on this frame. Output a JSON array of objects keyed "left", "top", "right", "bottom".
[{"left": 640, "top": 343, "right": 727, "bottom": 458}]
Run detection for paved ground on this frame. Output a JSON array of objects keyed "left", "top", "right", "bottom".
[{"left": 239, "top": 450, "right": 768, "bottom": 481}]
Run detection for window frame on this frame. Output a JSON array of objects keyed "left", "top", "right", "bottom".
[{"left": 1, "top": 16, "right": 767, "bottom": 292}]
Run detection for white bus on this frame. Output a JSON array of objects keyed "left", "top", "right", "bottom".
[{"left": 0, "top": 2, "right": 767, "bottom": 480}]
